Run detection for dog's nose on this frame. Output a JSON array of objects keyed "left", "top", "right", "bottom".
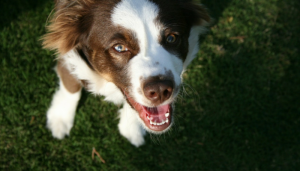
[{"left": 143, "top": 79, "right": 173, "bottom": 105}]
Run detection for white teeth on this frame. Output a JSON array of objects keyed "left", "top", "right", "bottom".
[
  {"left": 150, "top": 119, "right": 168, "bottom": 126},
  {"left": 147, "top": 116, "right": 150, "bottom": 120},
  {"left": 165, "top": 113, "right": 169, "bottom": 117}
]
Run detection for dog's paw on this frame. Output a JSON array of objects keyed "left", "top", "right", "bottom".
[
  {"left": 130, "top": 133, "right": 145, "bottom": 147},
  {"left": 47, "top": 119, "right": 72, "bottom": 139},
  {"left": 46, "top": 106, "right": 75, "bottom": 139},
  {"left": 118, "top": 121, "right": 146, "bottom": 147},
  {"left": 118, "top": 102, "right": 147, "bottom": 147},
  {"left": 46, "top": 85, "right": 80, "bottom": 140}
]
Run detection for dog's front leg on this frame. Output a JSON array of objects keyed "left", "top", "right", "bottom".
[
  {"left": 46, "top": 60, "right": 82, "bottom": 139},
  {"left": 118, "top": 102, "right": 146, "bottom": 147}
]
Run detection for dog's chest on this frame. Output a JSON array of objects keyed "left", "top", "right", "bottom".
[{"left": 62, "top": 50, "right": 125, "bottom": 105}]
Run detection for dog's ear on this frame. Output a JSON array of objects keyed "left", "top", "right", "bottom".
[
  {"left": 53, "top": 0, "right": 69, "bottom": 8},
  {"left": 42, "top": 0, "right": 94, "bottom": 54},
  {"left": 180, "top": 1, "right": 211, "bottom": 70},
  {"left": 54, "top": 0, "right": 78, "bottom": 9},
  {"left": 180, "top": 1, "right": 210, "bottom": 27},
  {"left": 54, "top": 0, "right": 70, "bottom": 5}
]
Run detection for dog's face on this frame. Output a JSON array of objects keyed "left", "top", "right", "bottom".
[{"left": 43, "top": 0, "right": 209, "bottom": 133}]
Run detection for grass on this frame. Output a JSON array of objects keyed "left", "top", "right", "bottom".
[{"left": 1, "top": 0, "right": 299, "bottom": 170}]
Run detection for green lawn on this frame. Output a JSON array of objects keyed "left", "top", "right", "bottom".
[{"left": 1, "top": 0, "right": 299, "bottom": 170}]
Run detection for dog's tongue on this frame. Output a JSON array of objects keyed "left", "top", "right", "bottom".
[
  {"left": 142, "top": 104, "right": 170, "bottom": 124},
  {"left": 142, "top": 104, "right": 169, "bottom": 115},
  {"left": 124, "top": 91, "right": 171, "bottom": 131}
]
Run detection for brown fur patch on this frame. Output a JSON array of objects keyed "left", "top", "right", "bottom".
[
  {"left": 151, "top": 0, "right": 210, "bottom": 61},
  {"left": 179, "top": 1, "right": 211, "bottom": 26},
  {"left": 151, "top": 0, "right": 210, "bottom": 27},
  {"left": 42, "top": 0, "right": 95, "bottom": 54},
  {"left": 57, "top": 59, "right": 81, "bottom": 93},
  {"left": 43, "top": 0, "right": 209, "bottom": 96},
  {"left": 43, "top": 0, "right": 135, "bottom": 91}
]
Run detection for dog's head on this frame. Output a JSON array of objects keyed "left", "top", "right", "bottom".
[{"left": 43, "top": 0, "right": 210, "bottom": 133}]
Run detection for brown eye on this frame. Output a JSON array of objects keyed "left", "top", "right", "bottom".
[
  {"left": 166, "top": 34, "right": 177, "bottom": 43},
  {"left": 114, "top": 44, "right": 128, "bottom": 52}
]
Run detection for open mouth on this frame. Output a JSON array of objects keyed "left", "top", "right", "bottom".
[{"left": 125, "top": 93, "right": 172, "bottom": 132}]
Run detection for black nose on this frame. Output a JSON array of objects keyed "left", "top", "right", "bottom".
[{"left": 143, "top": 79, "right": 173, "bottom": 105}]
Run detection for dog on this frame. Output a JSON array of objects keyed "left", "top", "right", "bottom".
[{"left": 42, "top": 0, "right": 210, "bottom": 147}]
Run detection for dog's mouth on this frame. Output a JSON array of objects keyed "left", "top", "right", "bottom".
[{"left": 125, "top": 93, "right": 172, "bottom": 132}]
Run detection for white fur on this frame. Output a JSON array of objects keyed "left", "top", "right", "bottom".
[
  {"left": 47, "top": 75, "right": 81, "bottom": 139},
  {"left": 118, "top": 102, "right": 146, "bottom": 147},
  {"left": 62, "top": 50, "right": 125, "bottom": 105},
  {"left": 47, "top": 0, "right": 207, "bottom": 147},
  {"left": 112, "top": 0, "right": 183, "bottom": 107},
  {"left": 56, "top": 50, "right": 146, "bottom": 146},
  {"left": 47, "top": 50, "right": 125, "bottom": 139}
]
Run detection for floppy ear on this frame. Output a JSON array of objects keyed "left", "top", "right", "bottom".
[
  {"left": 180, "top": 1, "right": 210, "bottom": 27},
  {"left": 181, "top": 2, "right": 211, "bottom": 70},
  {"left": 42, "top": 0, "right": 94, "bottom": 55}
]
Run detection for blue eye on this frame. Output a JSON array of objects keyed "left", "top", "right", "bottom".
[
  {"left": 166, "top": 34, "right": 177, "bottom": 43},
  {"left": 114, "top": 44, "right": 128, "bottom": 52}
]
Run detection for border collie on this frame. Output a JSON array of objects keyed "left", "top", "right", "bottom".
[{"left": 42, "top": 0, "right": 210, "bottom": 147}]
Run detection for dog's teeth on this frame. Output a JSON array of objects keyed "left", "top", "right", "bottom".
[
  {"left": 165, "top": 113, "right": 170, "bottom": 117},
  {"left": 147, "top": 116, "right": 150, "bottom": 120},
  {"left": 150, "top": 119, "right": 167, "bottom": 126},
  {"left": 155, "top": 120, "right": 165, "bottom": 126}
]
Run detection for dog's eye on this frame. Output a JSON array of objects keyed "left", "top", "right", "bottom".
[
  {"left": 166, "top": 34, "right": 177, "bottom": 43},
  {"left": 114, "top": 44, "right": 128, "bottom": 53}
]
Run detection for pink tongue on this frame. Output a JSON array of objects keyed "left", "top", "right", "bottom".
[{"left": 143, "top": 104, "right": 169, "bottom": 115}]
